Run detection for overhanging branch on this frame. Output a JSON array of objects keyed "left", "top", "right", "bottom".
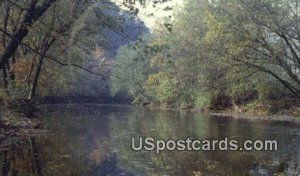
[{"left": 0, "top": 28, "right": 106, "bottom": 79}]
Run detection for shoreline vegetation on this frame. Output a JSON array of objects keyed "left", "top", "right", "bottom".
[{"left": 142, "top": 102, "right": 300, "bottom": 122}]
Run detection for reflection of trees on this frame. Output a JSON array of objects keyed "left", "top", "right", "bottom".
[
  {"left": 109, "top": 109, "right": 300, "bottom": 175},
  {"left": 109, "top": 109, "right": 213, "bottom": 175},
  {"left": 1, "top": 138, "right": 42, "bottom": 176},
  {"left": 3, "top": 105, "right": 299, "bottom": 175},
  {"left": 89, "top": 154, "right": 134, "bottom": 176},
  {"left": 39, "top": 105, "right": 135, "bottom": 175},
  {"left": 282, "top": 134, "right": 300, "bottom": 175}
]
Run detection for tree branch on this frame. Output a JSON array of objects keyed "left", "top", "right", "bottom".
[
  {"left": 0, "top": 28, "right": 106, "bottom": 79},
  {"left": 0, "top": 0, "right": 57, "bottom": 69}
]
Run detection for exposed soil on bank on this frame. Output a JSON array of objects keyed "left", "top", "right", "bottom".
[
  {"left": 0, "top": 110, "right": 49, "bottom": 150},
  {"left": 209, "top": 112, "right": 300, "bottom": 123},
  {"left": 208, "top": 103, "right": 300, "bottom": 123}
]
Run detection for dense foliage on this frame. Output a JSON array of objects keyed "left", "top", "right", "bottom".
[
  {"left": 111, "top": 0, "right": 300, "bottom": 111},
  {"left": 0, "top": 0, "right": 139, "bottom": 104}
]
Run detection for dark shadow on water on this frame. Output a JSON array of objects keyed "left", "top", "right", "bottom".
[
  {"left": 1, "top": 138, "right": 42, "bottom": 176},
  {"left": 0, "top": 137, "right": 134, "bottom": 176},
  {"left": 89, "top": 153, "right": 134, "bottom": 176}
]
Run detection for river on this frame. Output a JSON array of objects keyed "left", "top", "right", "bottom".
[{"left": 1, "top": 104, "right": 300, "bottom": 175}]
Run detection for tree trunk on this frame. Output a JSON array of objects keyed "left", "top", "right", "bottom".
[
  {"left": 1, "top": 0, "right": 9, "bottom": 93},
  {"left": 28, "top": 54, "right": 45, "bottom": 99},
  {"left": 2, "top": 64, "right": 8, "bottom": 94},
  {"left": 28, "top": 37, "right": 55, "bottom": 99},
  {"left": 9, "top": 56, "right": 16, "bottom": 81},
  {"left": 26, "top": 58, "right": 37, "bottom": 85},
  {"left": 0, "top": 0, "right": 57, "bottom": 70}
]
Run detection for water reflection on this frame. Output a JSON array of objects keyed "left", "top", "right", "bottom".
[
  {"left": 1, "top": 138, "right": 42, "bottom": 176},
  {"left": 89, "top": 154, "right": 134, "bottom": 176},
  {"left": 0, "top": 105, "right": 299, "bottom": 175}
]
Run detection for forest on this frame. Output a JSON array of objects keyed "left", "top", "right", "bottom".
[
  {"left": 0, "top": 0, "right": 299, "bottom": 114},
  {"left": 111, "top": 0, "right": 300, "bottom": 115},
  {"left": 0, "top": 0, "right": 300, "bottom": 112}
]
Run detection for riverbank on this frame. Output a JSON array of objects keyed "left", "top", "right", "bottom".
[
  {"left": 39, "top": 102, "right": 300, "bottom": 122},
  {"left": 142, "top": 101, "right": 300, "bottom": 122},
  {"left": 209, "top": 104, "right": 300, "bottom": 122},
  {"left": 0, "top": 107, "right": 48, "bottom": 150},
  {"left": 210, "top": 112, "right": 300, "bottom": 123}
]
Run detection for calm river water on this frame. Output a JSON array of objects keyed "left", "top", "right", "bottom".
[{"left": 1, "top": 104, "right": 300, "bottom": 175}]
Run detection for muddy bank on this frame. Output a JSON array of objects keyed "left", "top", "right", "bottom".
[
  {"left": 208, "top": 103, "right": 300, "bottom": 122},
  {"left": 210, "top": 112, "right": 300, "bottom": 123},
  {"left": 0, "top": 110, "right": 49, "bottom": 151}
]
